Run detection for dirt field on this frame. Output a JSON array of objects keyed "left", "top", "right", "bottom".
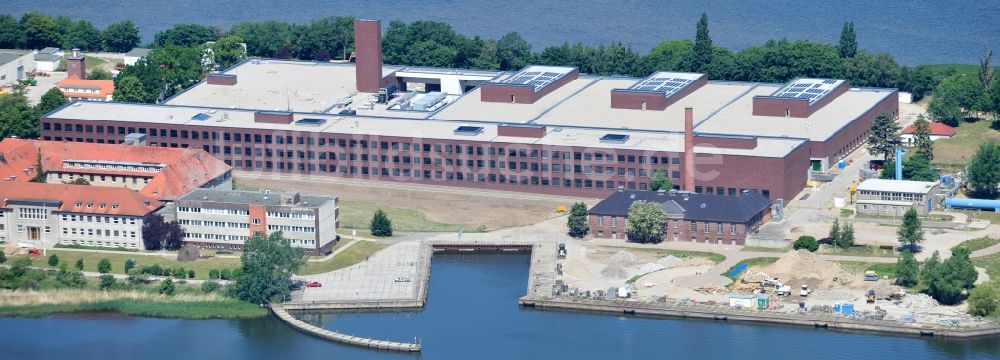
[{"left": 235, "top": 172, "right": 583, "bottom": 231}]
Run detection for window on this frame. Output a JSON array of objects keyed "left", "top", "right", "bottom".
[
  {"left": 730, "top": 224, "right": 737, "bottom": 235},
  {"left": 716, "top": 223, "right": 723, "bottom": 234},
  {"left": 610, "top": 217, "right": 617, "bottom": 228},
  {"left": 596, "top": 217, "right": 603, "bottom": 227}
]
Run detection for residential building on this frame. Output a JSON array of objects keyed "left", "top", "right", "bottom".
[
  {"left": 0, "top": 138, "right": 232, "bottom": 202},
  {"left": 588, "top": 188, "right": 772, "bottom": 245},
  {"left": 175, "top": 189, "right": 338, "bottom": 255},
  {"left": 38, "top": 19, "right": 899, "bottom": 203},
  {"left": 855, "top": 179, "right": 940, "bottom": 216},
  {"left": 123, "top": 48, "right": 151, "bottom": 66},
  {"left": 0, "top": 50, "right": 34, "bottom": 85},
  {"left": 0, "top": 182, "right": 162, "bottom": 250},
  {"left": 901, "top": 122, "right": 956, "bottom": 145},
  {"left": 33, "top": 47, "right": 62, "bottom": 72},
  {"left": 55, "top": 78, "right": 115, "bottom": 101}
]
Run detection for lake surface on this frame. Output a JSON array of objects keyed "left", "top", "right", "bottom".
[
  {"left": 1, "top": 252, "right": 999, "bottom": 359},
  {"left": 6, "top": 0, "right": 1000, "bottom": 65}
]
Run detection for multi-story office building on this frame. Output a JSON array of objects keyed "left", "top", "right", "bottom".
[
  {"left": 0, "top": 182, "right": 162, "bottom": 250},
  {"left": 175, "top": 189, "right": 338, "bottom": 255}
]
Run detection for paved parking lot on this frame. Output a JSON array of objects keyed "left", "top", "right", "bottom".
[{"left": 297, "top": 241, "right": 426, "bottom": 302}]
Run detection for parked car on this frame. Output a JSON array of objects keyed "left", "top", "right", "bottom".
[
  {"left": 305, "top": 281, "right": 322, "bottom": 288},
  {"left": 290, "top": 280, "right": 305, "bottom": 290}
]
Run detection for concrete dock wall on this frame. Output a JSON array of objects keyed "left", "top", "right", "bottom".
[{"left": 271, "top": 304, "right": 421, "bottom": 352}]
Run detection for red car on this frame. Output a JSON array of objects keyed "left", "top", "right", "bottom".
[{"left": 305, "top": 281, "right": 322, "bottom": 288}]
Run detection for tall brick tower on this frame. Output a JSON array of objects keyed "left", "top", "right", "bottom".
[
  {"left": 684, "top": 107, "right": 696, "bottom": 192},
  {"left": 66, "top": 48, "right": 86, "bottom": 79},
  {"left": 353, "top": 19, "right": 382, "bottom": 93}
]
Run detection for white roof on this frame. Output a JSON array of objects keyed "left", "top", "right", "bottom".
[
  {"left": 857, "top": 199, "right": 916, "bottom": 206},
  {"left": 857, "top": 179, "right": 938, "bottom": 194}
]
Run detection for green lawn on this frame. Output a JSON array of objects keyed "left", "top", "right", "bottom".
[
  {"left": 954, "top": 210, "right": 1000, "bottom": 225},
  {"left": 13, "top": 249, "right": 242, "bottom": 280},
  {"left": 973, "top": 252, "right": 1000, "bottom": 279},
  {"left": 817, "top": 244, "right": 898, "bottom": 258},
  {"left": 932, "top": 119, "right": 1000, "bottom": 170},
  {"left": 838, "top": 261, "right": 897, "bottom": 276},
  {"left": 740, "top": 246, "right": 790, "bottom": 253},
  {"left": 58, "top": 55, "right": 107, "bottom": 73},
  {"left": 923, "top": 64, "right": 991, "bottom": 79},
  {"left": 952, "top": 237, "right": 1000, "bottom": 253},
  {"left": 338, "top": 200, "right": 473, "bottom": 233},
  {"left": 723, "top": 257, "right": 779, "bottom": 279},
  {"left": 298, "top": 240, "right": 388, "bottom": 275},
  {"left": 626, "top": 247, "right": 726, "bottom": 264}
]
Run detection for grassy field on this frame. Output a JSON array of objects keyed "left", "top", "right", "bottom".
[
  {"left": 12, "top": 249, "right": 242, "bottom": 280},
  {"left": 817, "top": 244, "right": 898, "bottom": 258},
  {"left": 298, "top": 240, "right": 388, "bottom": 275},
  {"left": 954, "top": 210, "right": 1000, "bottom": 224},
  {"left": 838, "top": 261, "right": 897, "bottom": 276},
  {"left": 0, "top": 289, "right": 266, "bottom": 319},
  {"left": 740, "top": 246, "right": 790, "bottom": 253},
  {"left": 932, "top": 119, "right": 1000, "bottom": 170},
  {"left": 923, "top": 64, "right": 990, "bottom": 79},
  {"left": 627, "top": 247, "right": 726, "bottom": 264},
  {"left": 952, "top": 237, "right": 1000, "bottom": 253},
  {"left": 973, "top": 252, "right": 1000, "bottom": 279},
  {"left": 57, "top": 55, "right": 107, "bottom": 73},
  {"left": 723, "top": 257, "right": 779, "bottom": 279},
  {"left": 338, "top": 200, "right": 473, "bottom": 233}
]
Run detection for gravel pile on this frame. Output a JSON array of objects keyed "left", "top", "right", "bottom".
[
  {"left": 656, "top": 255, "right": 683, "bottom": 268},
  {"left": 601, "top": 265, "right": 628, "bottom": 279},
  {"left": 610, "top": 250, "right": 639, "bottom": 264},
  {"left": 901, "top": 293, "right": 940, "bottom": 309},
  {"left": 639, "top": 262, "right": 666, "bottom": 274}
]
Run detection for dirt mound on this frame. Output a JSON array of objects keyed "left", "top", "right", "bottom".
[
  {"left": 639, "top": 262, "right": 666, "bottom": 274},
  {"left": 656, "top": 255, "right": 683, "bottom": 268},
  {"left": 601, "top": 265, "right": 628, "bottom": 279},
  {"left": 610, "top": 250, "right": 638, "bottom": 264},
  {"left": 755, "top": 250, "right": 852, "bottom": 289}
]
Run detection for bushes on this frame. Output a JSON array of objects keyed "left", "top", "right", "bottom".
[
  {"left": 158, "top": 278, "right": 175, "bottom": 296},
  {"left": 793, "top": 236, "right": 819, "bottom": 252},
  {"left": 968, "top": 281, "right": 1000, "bottom": 317},
  {"left": 894, "top": 250, "right": 920, "bottom": 287},
  {"left": 201, "top": 281, "right": 221, "bottom": 294},
  {"left": 48, "top": 254, "right": 59, "bottom": 267},
  {"left": 97, "top": 258, "right": 112, "bottom": 274},
  {"left": 220, "top": 269, "right": 233, "bottom": 280},
  {"left": 98, "top": 274, "right": 116, "bottom": 290},
  {"left": 208, "top": 269, "right": 220, "bottom": 279}
]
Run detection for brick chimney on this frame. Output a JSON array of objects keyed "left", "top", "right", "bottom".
[
  {"left": 683, "top": 107, "right": 695, "bottom": 192},
  {"left": 66, "top": 48, "right": 85, "bottom": 79},
  {"left": 353, "top": 19, "right": 382, "bottom": 93}
]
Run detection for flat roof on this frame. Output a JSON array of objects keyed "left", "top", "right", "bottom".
[
  {"left": 857, "top": 179, "right": 938, "bottom": 194},
  {"left": 624, "top": 71, "right": 703, "bottom": 96},
  {"left": 165, "top": 60, "right": 399, "bottom": 113},
  {"left": 0, "top": 50, "right": 28, "bottom": 65},
  {"left": 430, "top": 77, "right": 596, "bottom": 123},
  {"left": 694, "top": 85, "right": 896, "bottom": 141},
  {"left": 535, "top": 79, "right": 756, "bottom": 132},
  {"left": 179, "top": 188, "right": 334, "bottom": 208},
  {"left": 47, "top": 101, "right": 804, "bottom": 158},
  {"left": 491, "top": 65, "right": 576, "bottom": 91},
  {"left": 768, "top": 78, "right": 845, "bottom": 105}
]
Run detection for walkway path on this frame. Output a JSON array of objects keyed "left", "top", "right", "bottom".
[{"left": 271, "top": 304, "right": 420, "bottom": 352}]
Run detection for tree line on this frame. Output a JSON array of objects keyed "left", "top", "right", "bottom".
[{"left": 0, "top": 12, "right": 140, "bottom": 52}]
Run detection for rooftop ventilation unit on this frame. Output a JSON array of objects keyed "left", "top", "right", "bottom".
[
  {"left": 599, "top": 133, "right": 630, "bottom": 143},
  {"left": 454, "top": 126, "right": 484, "bottom": 136},
  {"left": 295, "top": 118, "right": 327, "bottom": 126}
]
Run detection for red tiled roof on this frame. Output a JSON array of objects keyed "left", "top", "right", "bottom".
[
  {"left": 0, "top": 138, "right": 231, "bottom": 201},
  {"left": 0, "top": 182, "right": 162, "bottom": 217},
  {"left": 901, "top": 122, "right": 956, "bottom": 137},
  {"left": 55, "top": 79, "right": 115, "bottom": 100}
]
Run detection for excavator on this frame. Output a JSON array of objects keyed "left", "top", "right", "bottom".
[{"left": 866, "top": 289, "right": 876, "bottom": 303}]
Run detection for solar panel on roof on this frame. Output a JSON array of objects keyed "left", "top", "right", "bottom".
[
  {"left": 499, "top": 66, "right": 574, "bottom": 91},
  {"left": 770, "top": 79, "right": 844, "bottom": 104}
]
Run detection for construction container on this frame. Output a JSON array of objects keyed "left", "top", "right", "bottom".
[
  {"left": 833, "top": 303, "right": 841, "bottom": 313},
  {"left": 756, "top": 295, "right": 769, "bottom": 310},
  {"left": 842, "top": 303, "right": 854, "bottom": 315},
  {"left": 729, "top": 294, "right": 754, "bottom": 308}
]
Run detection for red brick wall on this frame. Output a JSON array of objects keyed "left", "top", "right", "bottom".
[
  {"left": 587, "top": 212, "right": 763, "bottom": 245},
  {"left": 753, "top": 81, "right": 850, "bottom": 118},
  {"left": 248, "top": 204, "right": 266, "bottom": 235},
  {"left": 480, "top": 83, "right": 537, "bottom": 103},
  {"left": 610, "top": 90, "right": 668, "bottom": 110},
  {"left": 207, "top": 74, "right": 237, "bottom": 85},
  {"left": 497, "top": 125, "right": 546, "bottom": 138},
  {"left": 354, "top": 19, "right": 383, "bottom": 93},
  {"left": 693, "top": 135, "right": 758, "bottom": 150},
  {"left": 67, "top": 58, "right": 85, "bottom": 80},
  {"left": 810, "top": 90, "right": 899, "bottom": 165},
  {"left": 254, "top": 111, "right": 293, "bottom": 124}
]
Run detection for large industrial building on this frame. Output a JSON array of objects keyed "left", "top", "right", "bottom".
[{"left": 38, "top": 19, "right": 899, "bottom": 203}]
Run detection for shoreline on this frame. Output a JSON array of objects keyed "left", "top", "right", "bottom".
[
  {"left": 518, "top": 296, "right": 1000, "bottom": 339},
  {"left": 0, "top": 290, "right": 267, "bottom": 320}
]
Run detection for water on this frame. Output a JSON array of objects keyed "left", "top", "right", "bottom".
[
  {"left": 1, "top": 252, "right": 999, "bottom": 359},
  {"left": 6, "top": 0, "right": 1000, "bottom": 65}
]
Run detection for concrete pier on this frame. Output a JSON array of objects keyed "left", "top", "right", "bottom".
[{"left": 271, "top": 304, "right": 421, "bottom": 352}]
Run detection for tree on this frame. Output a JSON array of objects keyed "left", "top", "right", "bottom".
[
  {"left": 163, "top": 220, "right": 184, "bottom": 251},
  {"left": 0, "top": 251, "right": 5, "bottom": 264},
  {"left": 127, "top": 268, "right": 149, "bottom": 285},
  {"left": 220, "top": 269, "right": 233, "bottom": 280},
  {"left": 294, "top": 16, "right": 354, "bottom": 61},
  {"left": 649, "top": 170, "right": 674, "bottom": 192},
  {"left": 142, "top": 214, "right": 167, "bottom": 250},
  {"left": 567, "top": 202, "right": 589, "bottom": 237},
  {"left": 900, "top": 65, "right": 935, "bottom": 101},
  {"left": 926, "top": 248, "right": 978, "bottom": 305},
  {"left": 0, "top": 14, "right": 19, "bottom": 49},
  {"left": 867, "top": 112, "right": 902, "bottom": 161},
  {"left": 37, "top": 87, "right": 68, "bottom": 115},
  {"left": 980, "top": 46, "right": 993, "bottom": 95},
  {"left": 61, "top": 20, "right": 102, "bottom": 51},
  {"left": 172, "top": 267, "right": 186, "bottom": 278},
  {"left": 929, "top": 74, "right": 986, "bottom": 126},
  {"left": 968, "top": 281, "right": 1000, "bottom": 317},
  {"left": 911, "top": 115, "right": 934, "bottom": 161},
  {"left": 837, "top": 22, "right": 857, "bottom": 58},
  {"left": 826, "top": 218, "right": 841, "bottom": 245},
  {"left": 209, "top": 269, "right": 220, "bottom": 279},
  {"left": 692, "top": 13, "right": 713, "bottom": 72},
  {"left": 370, "top": 209, "right": 393, "bottom": 237},
  {"left": 645, "top": 40, "right": 693, "bottom": 72},
  {"left": 98, "top": 274, "right": 116, "bottom": 290},
  {"left": 230, "top": 21, "right": 294, "bottom": 58},
  {"left": 97, "top": 258, "right": 111, "bottom": 274},
  {"left": 837, "top": 222, "right": 855, "bottom": 249},
  {"left": 124, "top": 258, "right": 136, "bottom": 273},
  {"left": 897, "top": 208, "right": 924, "bottom": 250},
  {"left": 879, "top": 154, "right": 937, "bottom": 181},
  {"left": 210, "top": 35, "right": 247, "bottom": 69},
  {"left": 188, "top": 270, "right": 195, "bottom": 279},
  {"left": 88, "top": 68, "right": 112, "bottom": 80},
  {"left": 965, "top": 142, "right": 1000, "bottom": 199},
  {"left": 74, "top": 258, "right": 84, "bottom": 271},
  {"left": 0, "top": 94, "right": 40, "bottom": 139},
  {"left": 112, "top": 76, "right": 150, "bottom": 103},
  {"left": 56, "top": 265, "right": 86, "bottom": 288},
  {"left": 102, "top": 21, "right": 141, "bottom": 52},
  {"left": 625, "top": 201, "right": 668, "bottom": 244},
  {"left": 154, "top": 23, "right": 216, "bottom": 47},
  {"left": 793, "top": 235, "right": 819, "bottom": 252},
  {"left": 201, "top": 280, "right": 221, "bottom": 293},
  {"left": 496, "top": 32, "right": 532, "bottom": 71},
  {"left": 159, "top": 278, "right": 175, "bottom": 296},
  {"left": 20, "top": 12, "right": 59, "bottom": 49},
  {"left": 230, "top": 232, "right": 305, "bottom": 305},
  {"left": 895, "top": 250, "right": 919, "bottom": 287},
  {"left": 471, "top": 40, "right": 500, "bottom": 70},
  {"left": 145, "top": 45, "right": 211, "bottom": 97},
  {"left": 48, "top": 254, "right": 59, "bottom": 267}
]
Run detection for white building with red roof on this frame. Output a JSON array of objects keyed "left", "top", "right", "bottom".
[{"left": 901, "top": 121, "right": 956, "bottom": 144}]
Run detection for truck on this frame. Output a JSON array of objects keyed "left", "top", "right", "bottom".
[
  {"left": 557, "top": 243, "right": 567, "bottom": 259},
  {"left": 864, "top": 271, "right": 879, "bottom": 281},
  {"left": 774, "top": 284, "right": 792, "bottom": 297},
  {"left": 799, "top": 284, "right": 812, "bottom": 297}
]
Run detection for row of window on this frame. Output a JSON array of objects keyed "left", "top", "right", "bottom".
[
  {"left": 177, "top": 207, "right": 249, "bottom": 216},
  {"left": 56, "top": 173, "right": 151, "bottom": 185},
  {"left": 595, "top": 216, "right": 739, "bottom": 235},
  {"left": 266, "top": 225, "right": 316, "bottom": 233},
  {"left": 63, "top": 160, "right": 164, "bottom": 173},
  {"left": 182, "top": 233, "right": 250, "bottom": 242},
  {"left": 59, "top": 239, "right": 138, "bottom": 249},
  {"left": 180, "top": 220, "right": 250, "bottom": 229},
  {"left": 62, "top": 227, "right": 136, "bottom": 238},
  {"left": 60, "top": 214, "right": 137, "bottom": 225},
  {"left": 18, "top": 208, "right": 47, "bottom": 220},
  {"left": 266, "top": 212, "right": 316, "bottom": 220}
]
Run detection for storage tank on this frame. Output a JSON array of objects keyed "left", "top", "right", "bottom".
[{"left": 944, "top": 198, "right": 1000, "bottom": 211}]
